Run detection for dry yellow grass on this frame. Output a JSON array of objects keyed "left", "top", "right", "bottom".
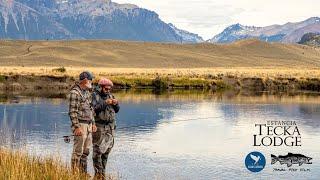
[
  {"left": 1, "top": 39, "right": 320, "bottom": 91},
  {"left": 0, "top": 149, "right": 88, "bottom": 180},
  {"left": 0, "top": 39, "right": 320, "bottom": 68},
  {"left": 1, "top": 66, "right": 320, "bottom": 79}
]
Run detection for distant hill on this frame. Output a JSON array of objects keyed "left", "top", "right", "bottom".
[
  {"left": 0, "top": 39, "right": 319, "bottom": 68},
  {"left": 168, "top": 23, "right": 204, "bottom": 43},
  {"left": 299, "top": 32, "right": 320, "bottom": 47},
  {"left": 0, "top": 0, "right": 203, "bottom": 43},
  {"left": 208, "top": 17, "right": 320, "bottom": 44}
]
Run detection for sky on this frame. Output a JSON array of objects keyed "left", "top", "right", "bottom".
[{"left": 113, "top": 0, "right": 320, "bottom": 40}]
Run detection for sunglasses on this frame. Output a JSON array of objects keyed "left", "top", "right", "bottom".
[{"left": 102, "top": 86, "right": 112, "bottom": 90}]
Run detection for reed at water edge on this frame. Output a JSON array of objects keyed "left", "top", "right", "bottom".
[{"left": 0, "top": 148, "right": 88, "bottom": 180}]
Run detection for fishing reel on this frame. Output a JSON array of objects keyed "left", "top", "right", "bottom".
[{"left": 63, "top": 135, "right": 74, "bottom": 143}]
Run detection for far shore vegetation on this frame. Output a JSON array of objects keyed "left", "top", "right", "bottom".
[{"left": 0, "top": 66, "right": 320, "bottom": 92}]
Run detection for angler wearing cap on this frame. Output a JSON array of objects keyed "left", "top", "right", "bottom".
[
  {"left": 92, "top": 78, "right": 120, "bottom": 179},
  {"left": 68, "top": 71, "right": 97, "bottom": 173}
]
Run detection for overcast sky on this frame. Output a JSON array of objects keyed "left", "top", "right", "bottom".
[{"left": 113, "top": 0, "right": 320, "bottom": 40}]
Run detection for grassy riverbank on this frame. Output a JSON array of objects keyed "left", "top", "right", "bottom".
[
  {"left": 1, "top": 67, "right": 320, "bottom": 92},
  {"left": 0, "top": 149, "right": 89, "bottom": 180}
]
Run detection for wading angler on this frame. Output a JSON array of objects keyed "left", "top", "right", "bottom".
[
  {"left": 68, "top": 71, "right": 97, "bottom": 173},
  {"left": 253, "top": 122, "right": 301, "bottom": 147},
  {"left": 92, "top": 78, "right": 120, "bottom": 179}
]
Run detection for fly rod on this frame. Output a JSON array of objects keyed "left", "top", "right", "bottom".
[{"left": 63, "top": 116, "right": 221, "bottom": 143}]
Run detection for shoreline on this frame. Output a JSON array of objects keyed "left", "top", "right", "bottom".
[{"left": 1, "top": 70, "right": 320, "bottom": 92}]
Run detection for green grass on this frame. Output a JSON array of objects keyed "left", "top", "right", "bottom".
[
  {"left": 52, "top": 67, "right": 67, "bottom": 73},
  {"left": 110, "top": 76, "right": 154, "bottom": 88},
  {"left": 0, "top": 75, "right": 5, "bottom": 83},
  {"left": 108, "top": 76, "right": 230, "bottom": 90}
]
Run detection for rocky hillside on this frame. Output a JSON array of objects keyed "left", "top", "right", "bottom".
[
  {"left": 208, "top": 17, "right": 320, "bottom": 43},
  {"left": 0, "top": 0, "right": 203, "bottom": 43},
  {"left": 299, "top": 32, "right": 320, "bottom": 46},
  {"left": 0, "top": 0, "right": 77, "bottom": 39}
]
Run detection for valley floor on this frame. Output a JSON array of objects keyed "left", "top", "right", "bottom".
[{"left": 1, "top": 40, "right": 320, "bottom": 92}]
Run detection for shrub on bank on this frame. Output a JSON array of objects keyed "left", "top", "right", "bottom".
[{"left": 52, "top": 67, "right": 67, "bottom": 73}]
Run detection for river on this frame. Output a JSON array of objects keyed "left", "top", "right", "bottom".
[{"left": 0, "top": 90, "right": 319, "bottom": 180}]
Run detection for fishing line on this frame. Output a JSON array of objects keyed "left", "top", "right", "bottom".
[
  {"left": 62, "top": 116, "right": 221, "bottom": 143},
  {"left": 116, "top": 116, "right": 221, "bottom": 130}
]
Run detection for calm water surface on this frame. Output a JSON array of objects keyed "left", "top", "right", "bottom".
[{"left": 0, "top": 91, "right": 319, "bottom": 180}]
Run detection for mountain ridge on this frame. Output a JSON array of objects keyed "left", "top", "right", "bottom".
[
  {"left": 298, "top": 32, "right": 320, "bottom": 46},
  {"left": 208, "top": 17, "right": 320, "bottom": 43},
  {"left": 0, "top": 0, "right": 202, "bottom": 43}
]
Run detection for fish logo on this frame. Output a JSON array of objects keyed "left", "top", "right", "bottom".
[
  {"left": 271, "top": 153, "right": 312, "bottom": 167},
  {"left": 250, "top": 154, "right": 261, "bottom": 165},
  {"left": 245, "top": 151, "right": 266, "bottom": 172}
]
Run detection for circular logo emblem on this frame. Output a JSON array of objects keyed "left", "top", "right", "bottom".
[{"left": 245, "top": 151, "right": 266, "bottom": 172}]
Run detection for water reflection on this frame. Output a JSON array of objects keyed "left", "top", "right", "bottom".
[{"left": 0, "top": 91, "right": 320, "bottom": 179}]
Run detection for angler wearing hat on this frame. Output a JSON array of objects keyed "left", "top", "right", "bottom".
[
  {"left": 92, "top": 78, "right": 120, "bottom": 179},
  {"left": 68, "top": 71, "right": 97, "bottom": 173}
]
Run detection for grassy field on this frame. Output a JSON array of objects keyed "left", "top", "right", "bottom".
[
  {"left": 0, "top": 39, "right": 320, "bottom": 68},
  {"left": 1, "top": 39, "right": 320, "bottom": 78},
  {"left": 0, "top": 149, "right": 89, "bottom": 180},
  {"left": 1, "top": 39, "right": 320, "bottom": 91}
]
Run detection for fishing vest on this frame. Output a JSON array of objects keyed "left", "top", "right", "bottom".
[
  {"left": 93, "top": 91, "right": 116, "bottom": 123},
  {"left": 70, "top": 85, "right": 94, "bottom": 121}
]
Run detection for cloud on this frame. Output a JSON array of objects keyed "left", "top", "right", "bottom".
[{"left": 113, "top": 0, "right": 320, "bottom": 40}]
